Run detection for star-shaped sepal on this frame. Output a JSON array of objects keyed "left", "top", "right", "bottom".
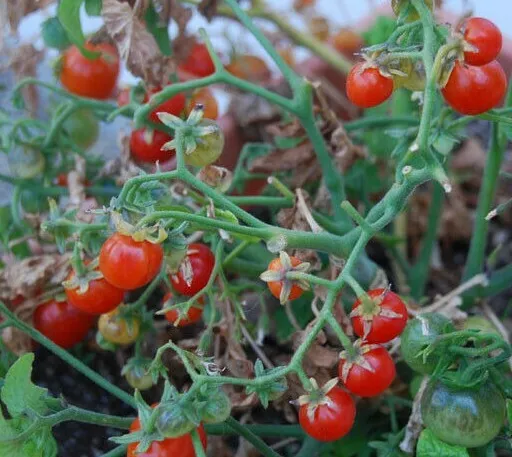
[
  {"left": 338, "top": 340, "right": 381, "bottom": 384},
  {"left": 297, "top": 378, "right": 339, "bottom": 422}
]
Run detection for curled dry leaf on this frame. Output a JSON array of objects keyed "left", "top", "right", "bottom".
[
  {"left": 98, "top": 131, "right": 141, "bottom": 184},
  {"left": 196, "top": 165, "right": 233, "bottom": 193},
  {"left": 8, "top": 44, "right": 44, "bottom": 116},
  {"left": 330, "top": 124, "right": 367, "bottom": 173},
  {"left": 292, "top": 324, "right": 339, "bottom": 370},
  {"left": 102, "top": 0, "right": 175, "bottom": 86}
]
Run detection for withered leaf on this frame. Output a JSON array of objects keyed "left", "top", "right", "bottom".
[
  {"left": 102, "top": 0, "right": 174, "bottom": 86},
  {"left": 198, "top": 0, "right": 220, "bottom": 21},
  {"left": 228, "top": 92, "right": 280, "bottom": 128},
  {"left": 98, "top": 131, "right": 141, "bottom": 184},
  {"left": 249, "top": 143, "right": 314, "bottom": 173}
]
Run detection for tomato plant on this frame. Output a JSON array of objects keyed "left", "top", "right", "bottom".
[
  {"left": 421, "top": 380, "right": 506, "bottom": 448},
  {"left": 130, "top": 128, "right": 175, "bottom": 164},
  {"left": 59, "top": 42, "right": 120, "bottom": 99},
  {"left": 346, "top": 63, "right": 394, "bottom": 108},
  {"left": 145, "top": 86, "right": 186, "bottom": 123},
  {"left": 62, "top": 109, "right": 99, "bottom": 150},
  {"left": 170, "top": 244, "right": 215, "bottom": 296},
  {"left": 462, "top": 17, "right": 502, "bottom": 66},
  {"left": 33, "top": 299, "right": 94, "bottom": 349}
]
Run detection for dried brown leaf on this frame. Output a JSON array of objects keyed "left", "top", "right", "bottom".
[
  {"left": 102, "top": 0, "right": 174, "bottom": 86},
  {"left": 292, "top": 325, "right": 339, "bottom": 369},
  {"left": 228, "top": 92, "right": 280, "bottom": 128},
  {"left": 330, "top": 125, "right": 367, "bottom": 173},
  {"left": 249, "top": 143, "right": 315, "bottom": 174}
]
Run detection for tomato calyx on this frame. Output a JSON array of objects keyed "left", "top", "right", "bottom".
[
  {"left": 260, "top": 251, "right": 310, "bottom": 303},
  {"left": 62, "top": 257, "right": 103, "bottom": 294},
  {"left": 297, "top": 378, "right": 339, "bottom": 423},
  {"left": 338, "top": 340, "right": 381, "bottom": 383},
  {"left": 111, "top": 211, "right": 167, "bottom": 244}
]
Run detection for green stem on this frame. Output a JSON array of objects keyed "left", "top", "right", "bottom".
[
  {"left": 296, "top": 436, "right": 324, "bottom": 457},
  {"left": 225, "top": 417, "right": 283, "bottom": 457},
  {"left": 205, "top": 423, "right": 304, "bottom": 438},
  {"left": 483, "top": 263, "right": 512, "bottom": 297},
  {"left": 101, "top": 445, "right": 128, "bottom": 457}
]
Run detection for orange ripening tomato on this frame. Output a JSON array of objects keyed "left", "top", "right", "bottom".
[
  {"left": 60, "top": 42, "right": 120, "bottom": 100},
  {"left": 226, "top": 55, "right": 271, "bottom": 82},
  {"left": 267, "top": 256, "right": 305, "bottom": 301},
  {"left": 331, "top": 28, "right": 363, "bottom": 57},
  {"left": 186, "top": 88, "right": 219, "bottom": 120}
]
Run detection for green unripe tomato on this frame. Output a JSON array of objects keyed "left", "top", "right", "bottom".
[
  {"left": 63, "top": 109, "right": 99, "bottom": 150},
  {"left": 184, "top": 120, "right": 224, "bottom": 167},
  {"left": 463, "top": 316, "right": 500, "bottom": 336},
  {"left": 155, "top": 403, "right": 195, "bottom": 438},
  {"left": 8, "top": 146, "right": 45, "bottom": 179},
  {"left": 201, "top": 389, "right": 231, "bottom": 424},
  {"left": 400, "top": 312, "right": 455, "bottom": 374},
  {"left": 421, "top": 380, "right": 506, "bottom": 448},
  {"left": 123, "top": 364, "right": 154, "bottom": 391}
]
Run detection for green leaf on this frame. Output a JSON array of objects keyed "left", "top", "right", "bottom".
[
  {"left": 1, "top": 353, "right": 49, "bottom": 417},
  {"left": 41, "top": 17, "right": 71, "bottom": 50},
  {"left": 417, "top": 429, "right": 470, "bottom": 457},
  {"left": 144, "top": 3, "right": 171, "bottom": 56},
  {"left": 273, "top": 136, "right": 305, "bottom": 150},
  {"left": 57, "top": 0, "right": 99, "bottom": 59},
  {"left": 362, "top": 15, "right": 395, "bottom": 46},
  {"left": 85, "top": 0, "right": 102, "bottom": 16}
]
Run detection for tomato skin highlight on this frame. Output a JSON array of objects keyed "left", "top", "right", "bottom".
[
  {"left": 299, "top": 387, "right": 356, "bottom": 442},
  {"left": 130, "top": 128, "right": 174, "bottom": 164},
  {"left": 463, "top": 17, "right": 502, "bottom": 66},
  {"left": 65, "top": 270, "right": 125, "bottom": 315},
  {"left": 421, "top": 380, "right": 506, "bottom": 448},
  {"left": 267, "top": 256, "right": 304, "bottom": 301},
  {"left": 178, "top": 43, "right": 215, "bottom": 77},
  {"left": 99, "top": 233, "right": 164, "bottom": 290},
  {"left": 339, "top": 345, "right": 396, "bottom": 397},
  {"left": 170, "top": 243, "right": 215, "bottom": 296},
  {"left": 346, "top": 63, "right": 394, "bottom": 108},
  {"left": 441, "top": 60, "right": 507, "bottom": 115},
  {"left": 60, "top": 42, "right": 119, "bottom": 99},
  {"left": 127, "top": 412, "right": 207, "bottom": 457},
  {"left": 33, "top": 299, "right": 94, "bottom": 349},
  {"left": 351, "top": 289, "right": 408, "bottom": 343}
]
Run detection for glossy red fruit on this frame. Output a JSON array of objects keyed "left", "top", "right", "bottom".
[
  {"left": 60, "top": 42, "right": 119, "bottom": 99},
  {"left": 65, "top": 270, "right": 125, "bottom": 315},
  {"left": 130, "top": 129, "right": 174, "bottom": 164},
  {"left": 33, "top": 299, "right": 94, "bottom": 348},
  {"left": 163, "top": 292, "right": 204, "bottom": 327},
  {"left": 145, "top": 86, "right": 186, "bottom": 123},
  {"left": 351, "top": 289, "right": 408, "bottom": 343},
  {"left": 463, "top": 17, "right": 502, "bottom": 66},
  {"left": 170, "top": 244, "right": 215, "bottom": 296},
  {"left": 127, "top": 412, "right": 207, "bottom": 457},
  {"left": 178, "top": 43, "right": 215, "bottom": 77},
  {"left": 441, "top": 60, "right": 507, "bottom": 115},
  {"left": 339, "top": 345, "right": 396, "bottom": 397},
  {"left": 99, "top": 233, "right": 164, "bottom": 290},
  {"left": 346, "top": 63, "right": 394, "bottom": 108},
  {"left": 299, "top": 387, "right": 356, "bottom": 442}
]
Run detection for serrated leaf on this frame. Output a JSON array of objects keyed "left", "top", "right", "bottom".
[
  {"left": 417, "top": 429, "right": 470, "bottom": 457},
  {"left": 1, "top": 353, "right": 49, "bottom": 417},
  {"left": 58, "top": 0, "right": 100, "bottom": 59},
  {"left": 85, "top": 0, "right": 102, "bottom": 16}
]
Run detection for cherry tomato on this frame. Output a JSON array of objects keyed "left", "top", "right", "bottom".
[
  {"left": 463, "top": 17, "right": 502, "bottom": 66},
  {"left": 338, "top": 345, "right": 395, "bottom": 397},
  {"left": 163, "top": 293, "right": 203, "bottom": 327},
  {"left": 346, "top": 63, "right": 394, "bottom": 108},
  {"left": 392, "top": 0, "right": 433, "bottom": 22},
  {"left": 351, "top": 289, "right": 408, "bottom": 344},
  {"left": 308, "top": 16, "right": 330, "bottom": 42},
  {"left": 145, "top": 86, "right": 186, "bottom": 123},
  {"left": 226, "top": 55, "right": 271, "bottom": 82},
  {"left": 200, "top": 389, "right": 232, "bottom": 424},
  {"left": 33, "top": 299, "right": 94, "bottom": 349},
  {"left": 299, "top": 387, "right": 356, "bottom": 442},
  {"left": 124, "top": 364, "right": 154, "bottom": 391},
  {"left": 8, "top": 146, "right": 45, "bottom": 179},
  {"left": 400, "top": 313, "right": 455, "bottom": 374},
  {"left": 65, "top": 269, "right": 125, "bottom": 315},
  {"left": 60, "top": 42, "right": 119, "bottom": 99},
  {"left": 186, "top": 88, "right": 218, "bottom": 120},
  {"left": 129, "top": 128, "right": 175, "bottom": 164},
  {"left": 98, "top": 306, "right": 140, "bottom": 345},
  {"left": 178, "top": 43, "right": 215, "bottom": 78},
  {"left": 184, "top": 119, "right": 224, "bottom": 167},
  {"left": 170, "top": 243, "right": 215, "bottom": 296},
  {"left": 331, "top": 28, "right": 363, "bottom": 57},
  {"left": 267, "top": 256, "right": 304, "bottom": 301},
  {"left": 63, "top": 109, "right": 99, "bottom": 150},
  {"left": 421, "top": 380, "right": 506, "bottom": 448},
  {"left": 117, "top": 87, "right": 131, "bottom": 107},
  {"left": 127, "top": 409, "right": 207, "bottom": 457},
  {"left": 441, "top": 60, "right": 507, "bottom": 115},
  {"left": 99, "top": 233, "right": 164, "bottom": 290}
]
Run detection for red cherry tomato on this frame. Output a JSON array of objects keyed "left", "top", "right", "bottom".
[
  {"left": 351, "top": 289, "right": 408, "bottom": 343},
  {"left": 99, "top": 233, "right": 163, "bottom": 290},
  {"left": 299, "top": 387, "right": 356, "bottom": 442},
  {"left": 346, "top": 63, "right": 394, "bottom": 108},
  {"left": 33, "top": 299, "right": 94, "bottom": 349},
  {"left": 331, "top": 28, "right": 363, "bottom": 57},
  {"left": 170, "top": 243, "right": 215, "bottom": 296},
  {"left": 186, "top": 88, "right": 219, "bottom": 120},
  {"left": 145, "top": 86, "right": 186, "bottom": 123},
  {"left": 338, "top": 345, "right": 396, "bottom": 397},
  {"left": 60, "top": 42, "right": 119, "bottom": 100},
  {"left": 130, "top": 128, "right": 174, "bottom": 164},
  {"left": 117, "top": 87, "right": 131, "bottom": 107},
  {"left": 267, "top": 256, "right": 304, "bottom": 301},
  {"left": 441, "top": 60, "right": 507, "bottom": 115},
  {"left": 56, "top": 173, "right": 91, "bottom": 187},
  {"left": 127, "top": 410, "right": 207, "bottom": 457},
  {"left": 163, "top": 293, "right": 204, "bottom": 327},
  {"left": 178, "top": 43, "right": 215, "bottom": 78},
  {"left": 65, "top": 269, "right": 125, "bottom": 315},
  {"left": 463, "top": 17, "right": 502, "bottom": 66},
  {"left": 226, "top": 55, "right": 271, "bottom": 82}
]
